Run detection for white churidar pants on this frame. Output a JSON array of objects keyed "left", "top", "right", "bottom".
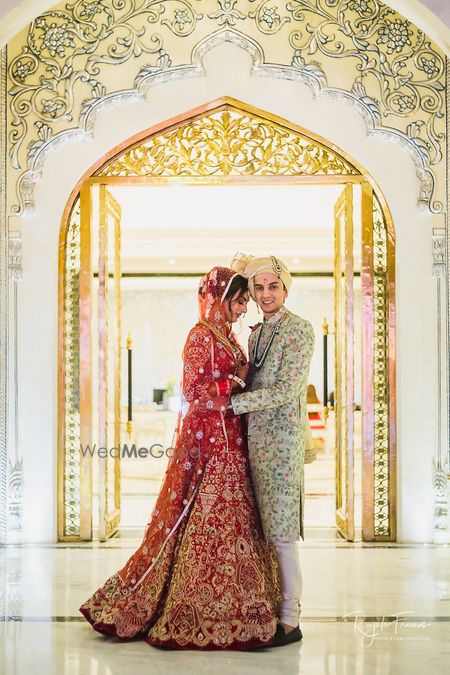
[{"left": 274, "top": 540, "right": 302, "bottom": 627}]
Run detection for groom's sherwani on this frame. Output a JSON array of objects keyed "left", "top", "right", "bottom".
[{"left": 232, "top": 307, "right": 314, "bottom": 543}]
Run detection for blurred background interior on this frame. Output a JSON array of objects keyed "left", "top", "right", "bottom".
[{"left": 90, "top": 183, "right": 363, "bottom": 537}]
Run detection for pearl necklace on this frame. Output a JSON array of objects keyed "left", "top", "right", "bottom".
[{"left": 253, "top": 312, "right": 287, "bottom": 370}]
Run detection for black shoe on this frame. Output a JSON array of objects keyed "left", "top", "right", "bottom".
[{"left": 270, "top": 624, "right": 303, "bottom": 647}]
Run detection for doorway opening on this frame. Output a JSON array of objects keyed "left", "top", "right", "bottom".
[{"left": 57, "top": 98, "right": 396, "bottom": 543}]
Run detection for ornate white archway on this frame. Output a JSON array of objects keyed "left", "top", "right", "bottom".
[{"left": 3, "top": 1, "right": 447, "bottom": 214}]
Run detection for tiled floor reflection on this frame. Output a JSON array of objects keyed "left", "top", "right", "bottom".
[
  {"left": 1, "top": 620, "right": 448, "bottom": 675},
  {"left": 1, "top": 530, "right": 450, "bottom": 674}
]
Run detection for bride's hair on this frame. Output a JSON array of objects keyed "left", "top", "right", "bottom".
[{"left": 224, "top": 274, "right": 248, "bottom": 302}]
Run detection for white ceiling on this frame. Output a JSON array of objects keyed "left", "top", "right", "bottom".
[{"left": 104, "top": 184, "right": 358, "bottom": 274}]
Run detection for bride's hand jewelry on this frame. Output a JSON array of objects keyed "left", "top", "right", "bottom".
[{"left": 228, "top": 373, "right": 246, "bottom": 389}]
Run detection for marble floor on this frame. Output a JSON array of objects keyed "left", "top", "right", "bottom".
[{"left": 1, "top": 529, "right": 449, "bottom": 675}]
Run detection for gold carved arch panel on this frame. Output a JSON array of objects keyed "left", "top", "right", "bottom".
[
  {"left": 58, "top": 99, "right": 395, "bottom": 542},
  {"left": 97, "top": 105, "right": 360, "bottom": 179}
]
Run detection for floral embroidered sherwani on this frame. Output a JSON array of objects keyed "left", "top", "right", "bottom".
[{"left": 231, "top": 307, "right": 315, "bottom": 543}]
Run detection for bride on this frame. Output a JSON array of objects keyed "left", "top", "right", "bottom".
[{"left": 80, "top": 266, "right": 281, "bottom": 649}]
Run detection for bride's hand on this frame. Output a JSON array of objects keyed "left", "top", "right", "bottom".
[{"left": 236, "top": 360, "right": 249, "bottom": 382}]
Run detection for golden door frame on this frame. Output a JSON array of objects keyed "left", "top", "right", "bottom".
[{"left": 57, "top": 96, "right": 396, "bottom": 542}]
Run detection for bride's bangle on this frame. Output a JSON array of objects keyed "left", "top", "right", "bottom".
[
  {"left": 228, "top": 373, "right": 245, "bottom": 389},
  {"left": 216, "top": 380, "right": 231, "bottom": 396}
]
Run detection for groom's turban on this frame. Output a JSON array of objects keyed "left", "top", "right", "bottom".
[{"left": 231, "top": 253, "right": 292, "bottom": 299}]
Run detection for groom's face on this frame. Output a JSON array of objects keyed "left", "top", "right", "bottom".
[{"left": 253, "top": 273, "right": 287, "bottom": 318}]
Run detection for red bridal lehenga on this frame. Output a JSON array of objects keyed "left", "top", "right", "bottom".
[{"left": 79, "top": 267, "right": 281, "bottom": 649}]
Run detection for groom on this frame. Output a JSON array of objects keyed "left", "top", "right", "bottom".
[{"left": 230, "top": 254, "right": 314, "bottom": 647}]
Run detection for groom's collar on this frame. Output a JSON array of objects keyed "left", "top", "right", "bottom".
[{"left": 263, "top": 305, "right": 287, "bottom": 326}]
